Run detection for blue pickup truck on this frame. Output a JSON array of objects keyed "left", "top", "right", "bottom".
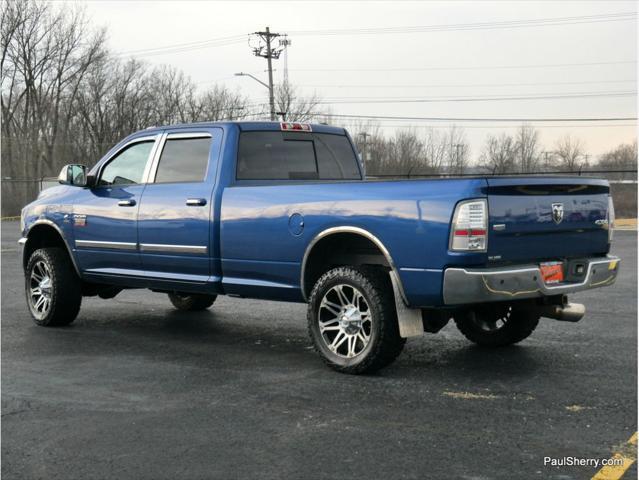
[{"left": 19, "top": 121, "right": 619, "bottom": 373}]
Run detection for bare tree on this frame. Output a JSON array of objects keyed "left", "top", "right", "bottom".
[
  {"left": 554, "top": 134, "right": 585, "bottom": 171},
  {"left": 1, "top": 0, "right": 107, "bottom": 215},
  {"left": 198, "top": 85, "right": 248, "bottom": 121},
  {"left": 423, "top": 128, "right": 447, "bottom": 173},
  {"left": 274, "top": 80, "right": 321, "bottom": 122},
  {"left": 515, "top": 124, "right": 540, "bottom": 172},
  {"left": 444, "top": 125, "right": 469, "bottom": 174},
  {"left": 597, "top": 141, "right": 638, "bottom": 170},
  {"left": 480, "top": 133, "right": 516, "bottom": 174}
]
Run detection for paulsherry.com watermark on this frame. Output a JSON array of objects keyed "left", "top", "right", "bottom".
[{"left": 544, "top": 456, "right": 624, "bottom": 469}]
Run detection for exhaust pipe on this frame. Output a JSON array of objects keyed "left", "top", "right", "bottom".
[{"left": 539, "top": 302, "right": 585, "bottom": 322}]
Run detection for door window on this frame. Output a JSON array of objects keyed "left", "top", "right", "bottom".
[
  {"left": 154, "top": 137, "right": 212, "bottom": 183},
  {"left": 98, "top": 141, "right": 155, "bottom": 186}
]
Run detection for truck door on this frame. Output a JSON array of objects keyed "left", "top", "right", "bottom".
[
  {"left": 73, "top": 135, "right": 160, "bottom": 275},
  {"left": 137, "top": 128, "right": 222, "bottom": 283}
]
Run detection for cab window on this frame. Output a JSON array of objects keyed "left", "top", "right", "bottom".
[
  {"left": 154, "top": 137, "right": 212, "bottom": 183},
  {"left": 98, "top": 141, "right": 155, "bottom": 186}
]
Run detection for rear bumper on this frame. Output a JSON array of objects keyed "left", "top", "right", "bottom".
[{"left": 442, "top": 255, "right": 620, "bottom": 305}]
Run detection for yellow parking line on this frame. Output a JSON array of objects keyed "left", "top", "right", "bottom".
[{"left": 592, "top": 432, "right": 637, "bottom": 480}]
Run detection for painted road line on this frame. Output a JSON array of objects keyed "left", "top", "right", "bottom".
[{"left": 591, "top": 432, "right": 637, "bottom": 480}]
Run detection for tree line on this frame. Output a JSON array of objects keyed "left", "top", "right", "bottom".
[
  {"left": 346, "top": 122, "right": 637, "bottom": 177},
  {"left": 1, "top": 0, "right": 636, "bottom": 216}
]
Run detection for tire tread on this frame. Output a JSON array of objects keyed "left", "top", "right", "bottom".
[
  {"left": 26, "top": 247, "right": 81, "bottom": 326},
  {"left": 307, "top": 266, "right": 405, "bottom": 374}
]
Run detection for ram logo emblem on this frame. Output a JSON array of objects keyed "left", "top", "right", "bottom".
[{"left": 551, "top": 203, "right": 564, "bottom": 225}]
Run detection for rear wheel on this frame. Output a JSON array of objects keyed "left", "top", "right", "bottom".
[
  {"left": 168, "top": 293, "right": 217, "bottom": 311},
  {"left": 307, "top": 267, "right": 405, "bottom": 374},
  {"left": 454, "top": 303, "right": 540, "bottom": 347},
  {"left": 25, "top": 247, "right": 82, "bottom": 326}
]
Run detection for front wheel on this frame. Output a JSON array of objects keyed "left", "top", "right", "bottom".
[
  {"left": 25, "top": 247, "right": 82, "bottom": 326},
  {"left": 307, "top": 267, "right": 405, "bottom": 374},
  {"left": 168, "top": 293, "right": 217, "bottom": 311},
  {"left": 454, "top": 303, "right": 540, "bottom": 347}
]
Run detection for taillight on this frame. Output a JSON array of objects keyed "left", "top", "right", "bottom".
[
  {"left": 608, "top": 195, "right": 615, "bottom": 243},
  {"left": 450, "top": 199, "right": 488, "bottom": 252}
]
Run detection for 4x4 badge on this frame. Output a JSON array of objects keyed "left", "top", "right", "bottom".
[{"left": 551, "top": 203, "right": 564, "bottom": 225}]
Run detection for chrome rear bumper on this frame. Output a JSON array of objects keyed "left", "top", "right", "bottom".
[{"left": 443, "top": 255, "right": 620, "bottom": 305}]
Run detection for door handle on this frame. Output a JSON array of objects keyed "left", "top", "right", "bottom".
[
  {"left": 186, "top": 198, "right": 207, "bottom": 206},
  {"left": 118, "top": 199, "right": 136, "bottom": 207}
]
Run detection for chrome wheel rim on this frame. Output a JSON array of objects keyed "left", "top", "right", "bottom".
[
  {"left": 318, "top": 284, "right": 372, "bottom": 359},
  {"left": 29, "top": 260, "right": 52, "bottom": 318},
  {"left": 475, "top": 305, "right": 512, "bottom": 332}
]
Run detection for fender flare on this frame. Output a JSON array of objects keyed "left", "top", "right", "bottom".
[
  {"left": 300, "top": 226, "right": 408, "bottom": 304},
  {"left": 23, "top": 219, "right": 81, "bottom": 277}
]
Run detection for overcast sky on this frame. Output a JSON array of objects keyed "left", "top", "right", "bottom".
[{"left": 79, "top": 0, "right": 637, "bottom": 162}]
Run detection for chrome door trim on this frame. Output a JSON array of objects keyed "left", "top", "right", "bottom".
[
  {"left": 139, "top": 243, "right": 208, "bottom": 254},
  {"left": 75, "top": 240, "right": 138, "bottom": 250}
]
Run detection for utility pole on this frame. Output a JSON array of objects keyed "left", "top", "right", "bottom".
[
  {"left": 358, "top": 132, "right": 370, "bottom": 164},
  {"left": 454, "top": 143, "right": 464, "bottom": 174},
  {"left": 279, "top": 37, "right": 291, "bottom": 85},
  {"left": 249, "top": 27, "right": 284, "bottom": 121}
]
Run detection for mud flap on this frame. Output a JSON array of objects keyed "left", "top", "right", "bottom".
[{"left": 389, "top": 270, "right": 423, "bottom": 338}]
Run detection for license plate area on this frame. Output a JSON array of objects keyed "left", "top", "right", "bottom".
[{"left": 540, "top": 261, "right": 564, "bottom": 284}]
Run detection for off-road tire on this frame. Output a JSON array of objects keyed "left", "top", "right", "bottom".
[
  {"left": 454, "top": 303, "right": 540, "bottom": 347},
  {"left": 307, "top": 266, "right": 405, "bottom": 374},
  {"left": 25, "top": 247, "right": 81, "bottom": 326},
  {"left": 168, "top": 293, "right": 217, "bottom": 311}
]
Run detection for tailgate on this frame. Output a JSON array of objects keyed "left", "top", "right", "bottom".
[{"left": 486, "top": 177, "right": 611, "bottom": 263}]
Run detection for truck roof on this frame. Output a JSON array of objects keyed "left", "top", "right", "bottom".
[{"left": 141, "top": 121, "right": 347, "bottom": 136}]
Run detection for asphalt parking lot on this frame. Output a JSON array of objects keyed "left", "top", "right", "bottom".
[{"left": 1, "top": 220, "right": 636, "bottom": 480}]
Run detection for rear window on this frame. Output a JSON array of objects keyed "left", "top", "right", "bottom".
[{"left": 237, "top": 131, "right": 361, "bottom": 181}]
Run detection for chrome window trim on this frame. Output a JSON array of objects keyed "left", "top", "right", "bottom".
[
  {"left": 95, "top": 135, "right": 160, "bottom": 187},
  {"left": 166, "top": 132, "right": 212, "bottom": 140},
  {"left": 147, "top": 131, "right": 213, "bottom": 184},
  {"left": 300, "top": 226, "right": 407, "bottom": 303},
  {"left": 146, "top": 132, "right": 168, "bottom": 184},
  {"left": 75, "top": 240, "right": 137, "bottom": 250},
  {"left": 139, "top": 243, "right": 207, "bottom": 254}
]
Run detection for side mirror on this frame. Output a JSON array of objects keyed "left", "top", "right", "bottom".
[{"left": 58, "top": 164, "right": 88, "bottom": 187}]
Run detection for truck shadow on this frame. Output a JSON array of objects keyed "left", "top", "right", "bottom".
[{"left": 48, "top": 305, "right": 553, "bottom": 382}]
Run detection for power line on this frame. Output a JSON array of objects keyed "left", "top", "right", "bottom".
[
  {"left": 114, "top": 12, "right": 635, "bottom": 58},
  {"left": 313, "top": 91, "right": 636, "bottom": 105},
  {"left": 333, "top": 123, "right": 638, "bottom": 129},
  {"left": 116, "top": 35, "right": 246, "bottom": 58},
  {"left": 294, "top": 79, "right": 638, "bottom": 89},
  {"left": 290, "top": 60, "right": 637, "bottom": 72},
  {"left": 289, "top": 11, "right": 636, "bottom": 36},
  {"left": 305, "top": 113, "right": 638, "bottom": 122}
]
